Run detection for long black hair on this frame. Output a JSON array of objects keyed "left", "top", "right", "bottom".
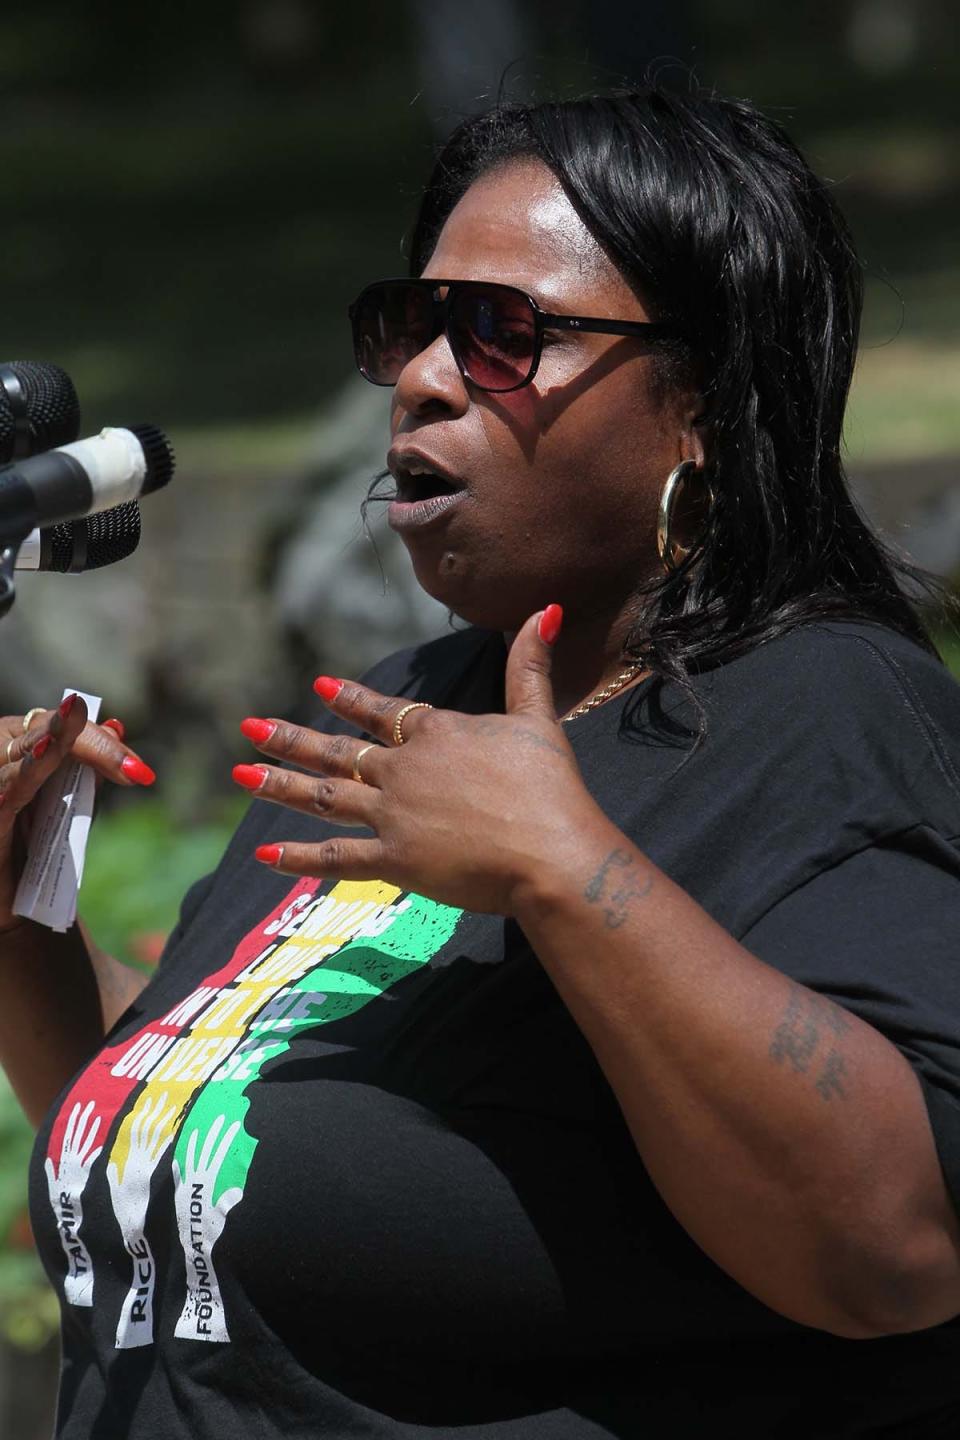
[{"left": 405, "top": 86, "right": 940, "bottom": 681}]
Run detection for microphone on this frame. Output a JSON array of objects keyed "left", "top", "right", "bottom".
[
  {"left": 16, "top": 501, "right": 141, "bottom": 573},
  {"left": 0, "top": 424, "right": 174, "bottom": 545},
  {"left": 0, "top": 361, "right": 81, "bottom": 463}
]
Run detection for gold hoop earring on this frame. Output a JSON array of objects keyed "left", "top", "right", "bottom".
[{"left": 656, "top": 460, "right": 713, "bottom": 572}]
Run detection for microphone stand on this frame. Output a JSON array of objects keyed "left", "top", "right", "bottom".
[
  {"left": 0, "top": 535, "right": 25, "bottom": 620},
  {"left": 0, "top": 468, "right": 36, "bottom": 618}
]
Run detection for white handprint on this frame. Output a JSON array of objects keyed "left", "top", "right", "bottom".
[
  {"left": 44, "top": 1099, "right": 103, "bottom": 1306},
  {"left": 173, "top": 1115, "right": 243, "bottom": 1343},
  {"left": 106, "top": 1091, "right": 177, "bottom": 1349}
]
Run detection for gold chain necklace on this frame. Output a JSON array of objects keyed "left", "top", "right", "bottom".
[{"left": 559, "top": 662, "right": 647, "bottom": 724}]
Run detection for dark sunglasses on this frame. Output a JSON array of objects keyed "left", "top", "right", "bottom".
[{"left": 348, "top": 277, "right": 685, "bottom": 394}]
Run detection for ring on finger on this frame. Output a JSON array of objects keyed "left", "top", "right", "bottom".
[
  {"left": 4, "top": 738, "right": 15, "bottom": 764},
  {"left": 352, "top": 743, "right": 378, "bottom": 785},
  {"left": 22, "top": 707, "right": 45, "bottom": 732},
  {"left": 392, "top": 702, "right": 433, "bottom": 747}
]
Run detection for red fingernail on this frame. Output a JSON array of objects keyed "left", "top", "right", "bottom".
[
  {"left": 59, "top": 693, "right": 79, "bottom": 720},
  {"left": 313, "top": 676, "right": 343, "bottom": 702},
  {"left": 32, "top": 735, "right": 52, "bottom": 761},
  {"left": 255, "top": 843, "right": 283, "bottom": 866},
  {"left": 102, "top": 717, "right": 125, "bottom": 740},
  {"left": 538, "top": 604, "right": 563, "bottom": 645},
  {"left": 240, "top": 717, "right": 276, "bottom": 744},
  {"left": 233, "top": 763, "right": 267, "bottom": 791},
  {"left": 121, "top": 755, "right": 156, "bottom": 786}
]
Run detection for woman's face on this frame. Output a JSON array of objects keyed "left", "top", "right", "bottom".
[{"left": 387, "top": 158, "right": 699, "bottom": 634}]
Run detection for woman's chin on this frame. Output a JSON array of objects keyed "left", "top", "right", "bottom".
[{"left": 406, "top": 551, "right": 531, "bottom": 632}]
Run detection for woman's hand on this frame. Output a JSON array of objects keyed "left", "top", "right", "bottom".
[
  {"left": 234, "top": 608, "right": 598, "bottom": 914},
  {"left": 0, "top": 697, "right": 156, "bottom": 930}
]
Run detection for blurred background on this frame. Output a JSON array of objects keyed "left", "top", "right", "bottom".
[{"left": 0, "top": 1, "right": 957, "bottom": 1431}]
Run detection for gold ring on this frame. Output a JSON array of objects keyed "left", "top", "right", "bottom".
[
  {"left": 392, "top": 702, "right": 432, "bottom": 747},
  {"left": 352, "top": 743, "right": 377, "bottom": 785},
  {"left": 5, "top": 738, "right": 15, "bottom": 764},
  {"left": 22, "top": 707, "right": 46, "bottom": 732}
]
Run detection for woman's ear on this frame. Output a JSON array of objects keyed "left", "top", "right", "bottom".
[{"left": 677, "top": 395, "right": 709, "bottom": 469}]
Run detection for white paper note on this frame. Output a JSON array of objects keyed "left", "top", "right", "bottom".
[{"left": 13, "top": 689, "right": 102, "bottom": 932}]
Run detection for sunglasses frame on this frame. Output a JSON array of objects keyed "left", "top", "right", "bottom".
[{"left": 349, "top": 277, "right": 686, "bottom": 394}]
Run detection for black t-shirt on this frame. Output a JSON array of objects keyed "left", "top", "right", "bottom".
[{"left": 30, "top": 620, "right": 960, "bottom": 1438}]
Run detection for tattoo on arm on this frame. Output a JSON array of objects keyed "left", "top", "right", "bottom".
[
  {"left": 583, "top": 848, "right": 652, "bottom": 929},
  {"left": 815, "top": 1049, "right": 848, "bottom": 1101},
  {"left": 769, "top": 984, "right": 852, "bottom": 1102}
]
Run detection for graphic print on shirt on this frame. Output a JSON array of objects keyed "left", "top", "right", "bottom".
[
  {"left": 43, "top": 875, "right": 463, "bottom": 1348},
  {"left": 170, "top": 886, "right": 461, "bottom": 1342},
  {"left": 104, "top": 878, "right": 399, "bottom": 1349},
  {"left": 43, "top": 876, "right": 324, "bottom": 1321}
]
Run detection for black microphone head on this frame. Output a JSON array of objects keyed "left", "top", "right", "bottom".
[
  {"left": 0, "top": 361, "right": 80, "bottom": 463},
  {"left": 48, "top": 501, "right": 141, "bottom": 573},
  {"left": 128, "top": 423, "right": 175, "bottom": 495}
]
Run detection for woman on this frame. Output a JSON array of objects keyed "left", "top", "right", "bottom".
[{"left": 2, "top": 86, "right": 960, "bottom": 1438}]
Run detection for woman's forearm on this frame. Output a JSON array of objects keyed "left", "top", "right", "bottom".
[
  {"left": 513, "top": 817, "right": 960, "bottom": 1338},
  {"left": 0, "top": 700, "right": 157, "bottom": 1125},
  {"left": 0, "top": 918, "right": 147, "bottom": 1127}
]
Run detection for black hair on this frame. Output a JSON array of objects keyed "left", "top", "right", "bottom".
[{"left": 404, "top": 85, "right": 942, "bottom": 684}]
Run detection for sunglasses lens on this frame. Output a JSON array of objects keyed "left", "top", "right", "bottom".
[
  {"left": 352, "top": 283, "right": 435, "bottom": 385},
  {"left": 449, "top": 286, "right": 537, "bottom": 390}
]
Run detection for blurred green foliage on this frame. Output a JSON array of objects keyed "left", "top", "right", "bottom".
[
  {"left": 935, "top": 627, "right": 960, "bottom": 678},
  {"left": 0, "top": 1076, "right": 58, "bottom": 1349},
  {"left": 0, "top": 2, "right": 955, "bottom": 431},
  {"left": 80, "top": 794, "right": 244, "bottom": 966}
]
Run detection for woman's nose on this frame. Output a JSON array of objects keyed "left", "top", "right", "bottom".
[{"left": 392, "top": 332, "right": 470, "bottom": 418}]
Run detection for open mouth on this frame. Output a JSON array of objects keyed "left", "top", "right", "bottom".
[
  {"left": 394, "top": 469, "right": 460, "bottom": 504},
  {"left": 386, "top": 458, "right": 467, "bottom": 533},
  {"left": 393, "top": 467, "right": 462, "bottom": 504}
]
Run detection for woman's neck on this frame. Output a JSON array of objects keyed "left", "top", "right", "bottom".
[{"left": 504, "top": 601, "right": 646, "bottom": 720}]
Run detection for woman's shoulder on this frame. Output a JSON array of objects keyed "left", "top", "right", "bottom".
[
  {"left": 726, "top": 616, "right": 949, "bottom": 683},
  {"left": 699, "top": 618, "right": 960, "bottom": 836},
  {"left": 709, "top": 618, "right": 957, "bottom": 734}
]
